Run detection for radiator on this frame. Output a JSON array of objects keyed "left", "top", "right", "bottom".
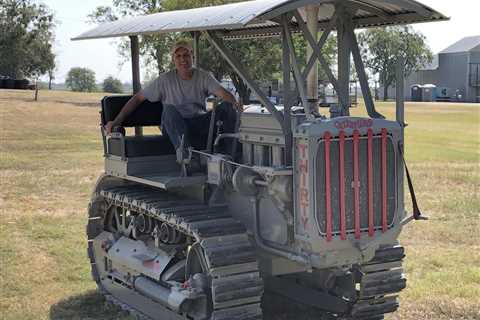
[{"left": 315, "top": 128, "right": 397, "bottom": 241}]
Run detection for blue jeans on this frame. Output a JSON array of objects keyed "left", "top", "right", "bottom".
[{"left": 161, "top": 101, "right": 237, "bottom": 153}]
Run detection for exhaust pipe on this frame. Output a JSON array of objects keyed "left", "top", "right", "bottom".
[{"left": 134, "top": 276, "right": 188, "bottom": 312}]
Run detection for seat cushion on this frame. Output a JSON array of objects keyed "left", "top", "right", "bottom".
[{"left": 108, "top": 135, "right": 175, "bottom": 157}]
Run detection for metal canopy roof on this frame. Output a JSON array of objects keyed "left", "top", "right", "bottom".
[{"left": 72, "top": 0, "right": 447, "bottom": 41}]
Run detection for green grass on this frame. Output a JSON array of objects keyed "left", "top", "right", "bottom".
[{"left": 0, "top": 89, "right": 479, "bottom": 320}]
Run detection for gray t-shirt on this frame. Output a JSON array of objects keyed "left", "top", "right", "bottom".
[{"left": 142, "top": 68, "right": 222, "bottom": 118}]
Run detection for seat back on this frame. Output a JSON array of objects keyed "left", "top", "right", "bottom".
[{"left": 101, "top": 95, "right": 163, "bottom": 127}]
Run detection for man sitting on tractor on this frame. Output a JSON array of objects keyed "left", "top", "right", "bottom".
[{"left": 104, "top": 39, "right": 241, "bottom": 165}]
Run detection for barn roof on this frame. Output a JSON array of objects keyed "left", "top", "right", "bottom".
[
  {"left": 72, "top": 0, "right": 448, "bottom": 41},
  {"left": 439, "top": 35, "right": 480, "bottom": 54}
]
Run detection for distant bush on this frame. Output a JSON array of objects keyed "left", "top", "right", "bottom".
[
  {"left": 103, "top": 76, "right": 123, "bottom": 93},
  {"left": 66, "top": 67, "right": 97, "bottom": 92}
]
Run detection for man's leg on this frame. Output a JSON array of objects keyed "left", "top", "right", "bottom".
[
  {"left": 214, "top": 102, "right": 238, "bottom": 134},
  {"left": 185, "top": 112, "right": 211, "bottom": 150},
  {"left": 161, "top": 105, "right": 191, "bottom": 162}
]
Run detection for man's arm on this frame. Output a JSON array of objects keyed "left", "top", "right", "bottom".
[
  {"left": 213, "top": 87, "right": 242, "bottom": 111},
  {"left": 104, "top": 92, "right": 146, "bottom": 134}
]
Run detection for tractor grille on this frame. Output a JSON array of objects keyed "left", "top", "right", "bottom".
[{"left": 315, "top": 129, "right": 396, "bottom": 241}]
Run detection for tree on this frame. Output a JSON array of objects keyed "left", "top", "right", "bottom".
[
  {"left": 103, "top": 76, "right": 123, "bottom": 93},
  {"left": 88, "top": 0, "right": 280, "bottom": 103},
  {"left": 194, "top": 36, "right": 282, "bottom": 104},
  {"left": 88, "top": 1, "right": 337, "bottom": 103},
  {"left": 359, "top": 26, "right": 432, "bottom": 100},
  {"left": 0, "top": 0, "right": 56, "bottom": 79},
  {"left": 66, "top": 67, "right": 97, "bottom": 92}
]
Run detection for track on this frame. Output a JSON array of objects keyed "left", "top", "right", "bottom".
[
  {"left": 87, "top": 183, "right": 405, "bottom": 320},
  {"left": 87, "top": 184, "right": 263, "bottom": 320}
]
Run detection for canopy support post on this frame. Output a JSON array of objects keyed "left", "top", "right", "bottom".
[
  {"left": 396, "top": 56, "right": 405, "bottom": 220},
  {"left": 282, "top": 23, "right": 293, "bottom": 165},
  {"left": 293, "top": 10, "right": 347, "bottom": 108},
  {"left": 192, "top": 31, "right": 200, "bottom": 67},
  {"left": 344, "top": 18, "right": 384, "bottom": 119},
  {"left": 306, "top": 5, "right": 319, "bottom": 114},
  {"left": 396, "top": 57, "right": 405, "bottom": 127},
  {"left": 130, "top": 35, "right": 143, "bottom": 136},
  {"left": 336, "top": 5, "right": 351, "bottom": 117},
  {"left": 301, "top": 12, "right": 336, "bottom": 85},
  {"left": 281, "top": 14, "right": 313, "bottom": 120},
  {"left": 205, "top": 31, "right": 285, "bottom": 130}
]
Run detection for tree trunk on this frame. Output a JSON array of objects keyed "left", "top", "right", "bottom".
[
  {"left": 230, "top": 73, "right": 250, "bottom": 104},
  {"left": 383, "top": 84, "right": 389, "bottom": 101}
]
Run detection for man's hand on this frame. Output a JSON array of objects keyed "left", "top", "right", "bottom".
[
  {"left": 233, "top": 101, "right": 243, "bottom": 112},
  {"left": 103, "top": 92, "right": 146, "bottom": 135},
  {"left": 104, "top": 121, "right": 115, "bottom": 134},
  {"left": 214, "top": 87, "right": 243, "bottom": 112}
]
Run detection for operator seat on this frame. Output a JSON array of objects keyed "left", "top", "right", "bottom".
[
  {"left": 101, "top": 95, "right": 175, "bottom": 158},
  {"left": 101, "top": 95, "right": 220, "bottom": 159}
]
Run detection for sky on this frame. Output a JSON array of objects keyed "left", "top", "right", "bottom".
[{"left": 40, "top": 0, "right": 480, "bottom": 83}]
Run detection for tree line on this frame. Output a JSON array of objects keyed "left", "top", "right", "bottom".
[
  {"left": 65, "top": 68, "right": 124, "bottom": 93},
  {"left": 1, "top": 0, "right": 433, "bottom": 100}
]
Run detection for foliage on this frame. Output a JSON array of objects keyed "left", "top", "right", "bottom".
[
  {"left": 358, "top": 26, "right": 432, "bottom": 100},
  {"left": 88, "top": 0, "right": 338, "bottom": 103},
  {"left": 88, "top": 0, "right": 169, "bottom": 75},
  {"left": 102, "top": 76, "right": 123, "bottom": 93},
  {"left": 65, "top": 67, "right": 97, "bottom": 92},
  {"left": 195, "top": 36, "right": 281, "bottom": 104},
  {"left": 88, "top": 0, "right": 279, "bottom": 102},
  {"left": 0, "top": 0, "right": 56, "bottom": 79}
]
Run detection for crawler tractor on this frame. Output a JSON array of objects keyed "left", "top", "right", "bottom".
[{"left": 75, "top": 0, "right": 447, "bottom": 319}]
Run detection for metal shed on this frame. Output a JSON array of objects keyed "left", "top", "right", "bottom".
[{"left": 400, "top": 35, "right": 480, "bottom": 103}]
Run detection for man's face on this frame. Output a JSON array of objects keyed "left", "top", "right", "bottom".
[{"left": 173, "top": 47, "right": 193, "bottom": 74}]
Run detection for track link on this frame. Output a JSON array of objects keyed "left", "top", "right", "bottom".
[
  {"left": 349, "top": 245, "right": 406, "bottom": 320},
  {"left": 87, "top": 184, "right": 263, "bottom": 320}
]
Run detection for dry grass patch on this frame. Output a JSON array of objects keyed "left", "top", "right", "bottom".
[{"left": 1, "top": 89, "right": 479, "bottom": 320}]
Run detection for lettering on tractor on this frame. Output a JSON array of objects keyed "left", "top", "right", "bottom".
[
  {"left": 334, "top": 118, "right": 373, "bottom": 130},
  {"left": 75, "top": 1, "right": 445, "bottom": 319},
  {"left": 297, "top": 142, "right": 310, "bottom": 231}
]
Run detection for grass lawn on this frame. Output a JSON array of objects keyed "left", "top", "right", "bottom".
[{"left": 0, "top": 89, "right": 479, "bottom": 320}]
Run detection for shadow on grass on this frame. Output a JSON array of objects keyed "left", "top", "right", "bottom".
[
  {"left": 49, "top": 290, "right": 132, "bottom": 320},
  {"left": 0, "top": 96, "right": 100, "bottom": 108},
  {"left": 49, "top": 290, "right": 345, "bottom": 320},
  {"left": 51, "top": 100, "right": 100, "bottom": 108}
]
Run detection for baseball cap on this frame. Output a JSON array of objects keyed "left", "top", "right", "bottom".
[{"left": 171, "top": 39, "right": 193, "bottom": 55}]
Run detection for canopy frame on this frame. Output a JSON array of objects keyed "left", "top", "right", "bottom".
[{"left": 84, "top": 0, "right": 447, "bottom": 164}]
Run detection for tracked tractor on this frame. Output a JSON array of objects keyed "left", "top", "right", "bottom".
[{"left": 75, "top": 0, "right": 447, "bottom": 319}]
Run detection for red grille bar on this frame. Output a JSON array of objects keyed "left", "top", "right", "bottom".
[
  {"left": 367, "top": 128, "right": 374, "bottom": 237},
  {"left": 339, "top": 131, "right": 346, "bottom": 240},
  {"left": 324, "top": 131, "right": 332, "bottom": 242},
  {"left": 353, "top": 130, "right": 361, "bottom": 239},
  {"left": 381, "top": 128, "right": 388, "bottom": 232}
]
